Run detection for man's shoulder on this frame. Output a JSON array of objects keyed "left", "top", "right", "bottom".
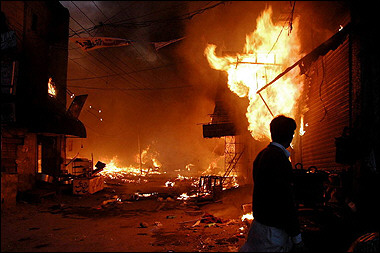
[
  {"left": 254, "top": 145, "right": 289, "bottom": 166},
  {"left": 254, "top": 145, "right": 280, "bottom": 163},
  {"left": 260, "top": 144, "right": 284, "bottom": 155}
]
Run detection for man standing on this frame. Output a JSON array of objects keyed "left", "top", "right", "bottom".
[{"left": 240, "top": 115, "right": 304, "bottom": 252}]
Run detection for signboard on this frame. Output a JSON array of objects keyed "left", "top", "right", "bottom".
[{"left": 73, "top": 176, "right": 104, "bottom": 195}]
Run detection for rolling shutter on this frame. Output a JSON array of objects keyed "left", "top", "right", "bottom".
[{"left": 301, "top": 38, "right": 350, "bottom": 171}]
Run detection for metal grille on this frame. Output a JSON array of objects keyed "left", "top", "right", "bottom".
[{"left": 301, "top": 38, "right": 351, "bottom": 171}]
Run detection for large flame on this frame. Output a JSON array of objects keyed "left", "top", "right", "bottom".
[{"left": 204, "top": 6, "right": 304, "bottom": 141}]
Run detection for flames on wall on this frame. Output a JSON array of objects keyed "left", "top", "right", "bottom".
[{"left": 204, "top": 6, "right": 306, "bottom": 141}]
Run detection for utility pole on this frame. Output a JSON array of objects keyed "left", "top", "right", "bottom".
[{"left": 138, "top": 132, "right": 142, "bottom": 176}]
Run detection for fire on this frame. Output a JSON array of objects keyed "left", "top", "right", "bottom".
[
  {"left": 204, "top": 6, "right": 304, "bottom": 141},
  {"left": 299, "top": 115, "right": 306, "bottom": 136},
  {"left": 241, "top": 212, "right": 254, "bottom": 222},
  {"left": 99, "top": 148, "right": 162, "bottom": 181},
  {"left": 99, "top": 156, "right": 146, "bottom": 179},
  {"left": 48, "top": 77, "right": 57, "bottom": 97},
  {"left": 135, "top": 145, "right": 161, "bottom": 169},
  {"left": 177, "top": 193, "right": 190, "bottom": 200},
  {"left": 165, "top": 180, "right": 175, "bottom": 187},
  {"left": 185, "top": 163, "right": 194, "bottom": 171},
  {"left": 152, "top": 158, "right": 161, "bottom": 168}
]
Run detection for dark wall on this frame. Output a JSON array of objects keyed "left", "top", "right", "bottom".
[
  {"left": 21, "top": 1, "right": 69, "bottom": 106},
  {"left": 1, "top": 1, "right": 70, "bottom": 118},
  {"left": 349, "top": 1, "right": 380, "bottom": 232}
]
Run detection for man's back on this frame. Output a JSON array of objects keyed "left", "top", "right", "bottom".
[{"left": 252, "top": 143, "right": 300, "bottom": 237}]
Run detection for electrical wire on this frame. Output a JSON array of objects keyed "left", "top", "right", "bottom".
[
  {"left": 69, "top": 2, "right": 163, "bottom": 96},
  {"left": 66, "top": 61, "right": 184, "bottom": 81},
  {"left": 91, "top": 1, "right": 188, "bottom": 104},
  {"left": 66, "top": 1, "right": 209, "bottom": 96},
  {"left": 68, "top": 53, "right": 144, "bottom": 101},
  {"left": 69, "top": 1, "right": 227, "bottom": 37},
  {"left": 267, "top": 1, "right": 296, "bottom": 56},
  {"left": 67, "top": 85, "right": 193, "bottom": 91},
  {"left": 65, "top": 1, "right": 211, "bottom": 117},
  {"left": 68, "top": 17, "right": 157, "bottom": 101}
]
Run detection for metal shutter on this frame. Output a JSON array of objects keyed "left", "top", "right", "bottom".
[{"left": 301, "top": 38, "right": 350, "bottom": 171}]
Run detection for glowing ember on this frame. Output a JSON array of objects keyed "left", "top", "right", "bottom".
[
  {"left": 152, "top": 158, "right": 161, "bottom": 168},
  {"left": 205, "top": 6, "right": 304, "bottom": 141},
  {"left": 241, "top": 212, "right": 254, "bottom": 222},
  {"left": 185, "top": 163, "right": 194, "bottom": 171},
  {"left": 136, "top": 192, "right": 158, "bottom": 198},
  {"left": 165, "top": 180, "right": 175, "bottom": 187},
  {"left": 177, "top": 192, "right": 198, "bottom": 200},
  {"left": 176, "top": 174, "right": 188, "bottom": 180},
  {"left": 223, "top": 176, "right": 240, "bottom": 190},
  {"left": 177, "top": 193, "right": 189, "bottom": 200}
]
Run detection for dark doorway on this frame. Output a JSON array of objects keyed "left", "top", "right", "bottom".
[{"left": 37, "top": 135, "right": 60, "bottom": 177}]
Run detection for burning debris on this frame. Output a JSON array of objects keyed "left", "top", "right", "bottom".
[
  {"left": 98, "top": 147, "right": 163, "bottom": 183},
  {"left": 93, "top": 141, "right": 241, "bottom": 204}
]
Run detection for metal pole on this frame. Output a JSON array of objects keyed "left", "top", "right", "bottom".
[
  {"left": 258, "top": 92, "right": 274, "bottom": 117},
  {"left": 138, "top": 132, "right": 142, "bottom": 176}
]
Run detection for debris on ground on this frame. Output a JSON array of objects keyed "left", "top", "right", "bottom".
[
  {"left": 154, "top": 221, "right": 163, "bottom": 227},
  {"left": 201, "top": 213, "right": 224, "bottom": 224}
]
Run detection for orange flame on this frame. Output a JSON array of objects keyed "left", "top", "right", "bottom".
[
  {"left": 48, "top": 77, "right": 57, "bottom": 97},
  {"left": 204, "top": 6, "right": 304, "bottom": 141},
  {"left": 241, "top": 212, "right": 254, "bottom": 222},
  {"left": 100, "top": 145, "right": 163, "bottom": 180}
]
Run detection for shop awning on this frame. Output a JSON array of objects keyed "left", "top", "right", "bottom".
[{"left": 18, "top": 98, "right": 87, "bottom": 138}]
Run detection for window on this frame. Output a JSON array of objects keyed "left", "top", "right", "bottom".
[{"left": 48, "top": 77, "right": 57, "bottom": 97}]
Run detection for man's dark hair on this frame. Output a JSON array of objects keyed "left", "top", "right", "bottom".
[{"left": 270, "top": 115, "right": 297, "bottom": 144}]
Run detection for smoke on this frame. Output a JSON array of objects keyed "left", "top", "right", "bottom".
[
  {"left": 66, "top": 1, "right": 225, "bottom": 176},
  {"left": 66, "top": 1, "right": 349, "bottom": 178}
]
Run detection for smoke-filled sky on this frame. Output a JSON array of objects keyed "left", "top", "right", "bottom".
[{"left": 63, "top": 1, "right": 349, "bottom": 175}]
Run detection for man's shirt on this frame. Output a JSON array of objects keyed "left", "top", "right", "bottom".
[{"left": 251, "top": 143, "right": 300, "bottom": 237}]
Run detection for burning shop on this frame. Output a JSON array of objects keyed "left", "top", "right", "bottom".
[
  {"left": 1, "top": 1, "right": 379, "bottom": 251},
  {"left": 199, "top": 1, "right": 379, "bottom": 235}
]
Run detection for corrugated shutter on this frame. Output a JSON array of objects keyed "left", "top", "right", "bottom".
[{"left": 301, "top": 38, "right": 350, "bottom": 171}]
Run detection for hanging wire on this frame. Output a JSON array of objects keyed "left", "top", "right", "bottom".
[
  {"left": 69, "top": 1, "right": 227, "bottom": 37},
  {"left": 67, "top": 61, "right": 185, "bottom": 81},
  {"left": 267, "top": 1, "right": 296, "bottom": 56},
  {"left": 68, "top": 18, "right": 157, "bottom": 101},
  {"left": 68, "top": 85, "right": 193, "bottom": 91},
  {"left": 89, "top": 1, "right": 192, "bottom": 105},
  {"left": 69, "top": 1, "right": 164, "bottom": 97}
]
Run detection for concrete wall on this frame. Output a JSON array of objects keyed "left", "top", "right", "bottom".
[
  {"left": 1, "top": 173, "right": 18, "bottom": 209},
  {"left": 16, "top": 133, "right": 37, "bottom": 192}
]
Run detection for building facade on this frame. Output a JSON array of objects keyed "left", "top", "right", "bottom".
[{"left": 1, "top": 1, "right": 86, "bottom": 208}]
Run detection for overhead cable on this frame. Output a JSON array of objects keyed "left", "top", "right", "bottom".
[{"left": 69, "top": 1, "right": 227, "bottom": 37}]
